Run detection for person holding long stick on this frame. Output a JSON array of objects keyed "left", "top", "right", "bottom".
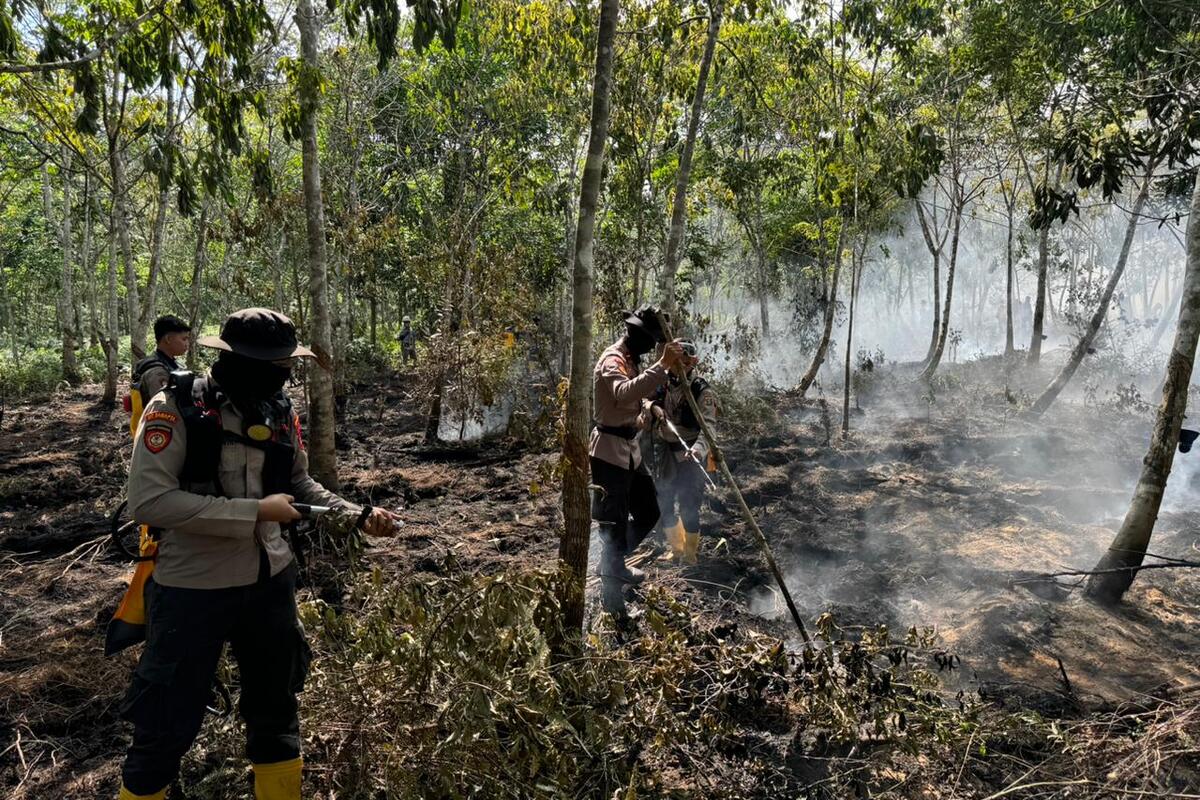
[
  {"left": 590, "top": 305, "right": 691, "bottom": 619},
  {"left": 652, "top": 340, "right": 720, "bottom": 565}
]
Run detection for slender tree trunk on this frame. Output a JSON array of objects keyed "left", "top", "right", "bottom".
[
  {"left": 83, "top": 174, "right": 99, "bottom": 349},
  {"left": 1032, "top": 175, "right": 1152, "bottom": 414},
  {"left": 56, "top": 151, "right": 81, "bottom": 384},
  {"left": 133, "top": 77, "right": 175, "bottom": 359},
  {"left": 914, "top": 201, "right": 943, "bottom": 365},
  {"left": 274, "top": 227, "right": 288, "bottom": 313},
  {"left": 842, "top": 244, "right": 861, "bottom": 437},
  {"left": 560, "top": 0, "right": 618, "bottom": 634},
  {"left": 102, "top": 209, "right": 121, "bottom": 403},
  {"left": 186, "top": 202, "right": 210, "bottom": 371},
  {"left": 297, "top": 0, "right": 339, "bottom": 489},
  {"left": 1086, "top": 177, "right": 1200, "bottom": 604},
  {"left": 1028, "top": 219, "right": 1052, "bottom": 363},
  {"left": 795, "top": 224, "right": 845, "bottom": 396},
  {"left": 756, "top": 245, "right": 770, "bottom": 336},
  {"left": 105, "top": 73, "right": 138, "bottom": 357},
  {"left": 658, "top": 0, "right": 722, "bottom": 312},
  {"left": 1005, "top": 195, "right": 1015, "bottom": 355},
  {"left": 920, "top": 197, "right": 964, "bottom": 380}
]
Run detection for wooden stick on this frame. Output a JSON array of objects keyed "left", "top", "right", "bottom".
[{"left": 655, "top": 312, "right": 812, "bottom": 645}]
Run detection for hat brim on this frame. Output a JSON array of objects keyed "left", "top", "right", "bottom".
[
  {"left": 624, "top": 315, "right": 668, "bottom": 343},
  {"left": 196, "top": 335, "right": 317, "bottom": 360}
]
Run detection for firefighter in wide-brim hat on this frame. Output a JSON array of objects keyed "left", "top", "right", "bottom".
[
  {"left": 115, "top": 308, "right": 398, "bottom": 800},
  {"left": 589, "top": 304, "right": 692, "bottom": 618}
]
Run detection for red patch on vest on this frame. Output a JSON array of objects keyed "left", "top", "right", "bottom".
[
  {"left": 143, "top": 425, "right": 173, "bottom": 454},
  {"left": 142, "top": 410, "right": 179, "bottom": 425}
]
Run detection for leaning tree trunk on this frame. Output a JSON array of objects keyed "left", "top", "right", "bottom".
[
  {"left": 1085, "top": 177, "right": 1200, "bottom": 604},
  {"left": 297, "top": 0, "right": 339, "bottom": 489},
  {"left": 920, "top": 199, "right": 963, "bottom": 381},
  {"left": 1032, "top": 176, "right": 1151, "bottom": 415},
  {"left": 795, "top": 224, "right": 845, "bottom": 396},
  {"left": 1028, "top": 224, "right": 1051, "bottom": 364},
  {"left": 560, "top": 0, "right": 618, "bottom": 634},
  {"left": 658, "top": 0, "right": 722, "bottom": 313}
]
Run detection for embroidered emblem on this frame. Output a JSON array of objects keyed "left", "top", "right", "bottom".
[
  {"left": 142, "top": 410, "right": 179, "bottom": 425},
  {"left": 143, "top": 425, "right": 173, "bottom": 454}
]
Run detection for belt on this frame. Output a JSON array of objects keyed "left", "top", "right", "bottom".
[{"left": 596, "top": 423, "right": 637, "bottom": 440}]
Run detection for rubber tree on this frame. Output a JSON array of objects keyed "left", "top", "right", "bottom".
[
  {"left": 1087, "top": 175, "right": 1200, "bottom": 603},
  {"left": 295, "top": 0, "right": 340, "bottom": 488},
  {"left": 561, "top": 0, "right": 619, "bottom": 633},
  {"left": 1031, "top": 167, "right": 1155, "bottom": 414},
  {"left": 658, "top": 0, "right": 723, "bottom": 315}
]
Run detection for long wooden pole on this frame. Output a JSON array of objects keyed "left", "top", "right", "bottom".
[{"left": 656, "top": 312, "right": 811, "bottom": 644}]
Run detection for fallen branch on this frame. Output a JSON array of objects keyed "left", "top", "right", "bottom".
[{"left": 655, "top": 311, "right": 811, "bottom": 645}]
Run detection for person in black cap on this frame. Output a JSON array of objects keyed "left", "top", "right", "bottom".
[
  {"left": 115, "top": 308, "right": 398, "bottom": 800},
  {"left": 590, "top": 304, "right": 692, "bottom": 619}
]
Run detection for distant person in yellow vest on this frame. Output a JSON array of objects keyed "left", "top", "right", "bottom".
[
  {"left": 127, "top": 316, "right": 191, "bottom": 435},
  {"left": 115, "top": 308, "right": 398, "bottom": 800}
]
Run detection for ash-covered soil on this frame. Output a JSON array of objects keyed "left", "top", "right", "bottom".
[{"left": 1, "top": 364, "right": 1198, "bottom": 797}]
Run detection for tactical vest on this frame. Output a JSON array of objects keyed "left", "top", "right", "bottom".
[
  {"left": 123, "top": 351, "right": 177, "bottom": 437},
  {"left": 168, "top": 370, "right": 299, "bottom": 496}
]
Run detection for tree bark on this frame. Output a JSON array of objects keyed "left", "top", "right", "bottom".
[
  {"left": 842, "top": 242, "right": 862, "bottom": 437},
  {"left": 1085, "top": 177, "right": 1200, "bottom": 604},
  {"left": 560, "top": 0, "right": 618, "bottom": 634},
  {"left": 104, "top": 71, "right": 138, "bottom": 357},
  {"left": 56, "top": 151, "right": 81, "bottom": 384},
  {"left": 794, "top": 223, "right": 845, "bottom": 396},
  {"left": 920, "top": 195, "right": 963, "bottom": 380},
  {"left": 1028, "top": 219, "right": 1052, "bottom": 364},
  {"left": 133, "top": 76, "right": 175, "bottom": 360},
  {"left": 914, "top": 201, "right": 943, "bottom": 366},
  {"left": 1032, "top": 176, "right": 1151, "bottom": 415},
  {"left": 101, "top": 206, "right": 121, "bottom": 403},
  {"left": 297, "top": 0, "right": 339, "bottom": 489},
  {"left": 658, "top": 0, "right": 722, "bottom": 313},
  {"left": 186, "top": 202, "right": 210, "bottom": 371},
  {"left": 1004, "top": 189, "right": 1015, "bottom": 355}
]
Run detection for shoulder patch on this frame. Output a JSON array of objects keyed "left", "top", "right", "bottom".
[
  {"left": 142, "top": 410, "right": 179, "bottom": 425},
  {"left": 142, "top": 424, "right": 173, "bottom": 454}
]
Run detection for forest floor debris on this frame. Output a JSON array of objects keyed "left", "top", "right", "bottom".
[{"left": 1, "top": 365, "right": 1198, "bottom": 797}]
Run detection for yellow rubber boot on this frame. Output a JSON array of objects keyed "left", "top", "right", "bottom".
[
  {"left": 253, "top": 758, "right": 303, "bottom": 800},
  {"left": 118, "top": 786, "right": 166, "bottom": 800},
  {"left": 683, "top": 529, "right": 700, "bottom": 565},
  {"left": 661, "top": 520, "right": 687, "bottom": 561}
]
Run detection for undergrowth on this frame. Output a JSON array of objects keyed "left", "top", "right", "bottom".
[{"left": 176, "top": 562, "right": 1200, "bottom": 799}]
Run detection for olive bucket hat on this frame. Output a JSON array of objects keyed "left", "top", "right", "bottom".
[{"left": 196, "top": 307, "right": 316, "bottom": 361}]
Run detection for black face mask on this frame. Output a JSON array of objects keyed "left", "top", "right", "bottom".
[
  {"left": 212, "top": 351, "right": 292, "bottom": 407},
  {"left": 624, "top": 324, "right": 656, "bottom": 358}
]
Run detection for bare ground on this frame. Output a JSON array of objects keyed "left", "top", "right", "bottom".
[{"left": 1, "top": 364, "right": 1198, "bottom": 797}]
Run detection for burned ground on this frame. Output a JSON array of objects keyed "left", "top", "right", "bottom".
[{"left": 1, "top": 362, "right": 1199, "bottom": 797}]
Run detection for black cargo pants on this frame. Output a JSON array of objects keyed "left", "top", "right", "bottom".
[
  {"left": 119, "top": 559, "right": 311, "bottom": 795},
  {"left": 590, "top": 456, "right": 661, "bottom": 552}
]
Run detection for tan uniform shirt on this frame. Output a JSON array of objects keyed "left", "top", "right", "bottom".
[
  {"left": 657, "top": 380, "right": 719, "bottom": 463},
  {"left": 589, "top": 341, "right": 668, "bottom": 469},
  {"left": 137, "top": 350, "right": 179, "bottom": 399},
  {"left": 128, "top": 377, "right": 355, "bottom": 589}
]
